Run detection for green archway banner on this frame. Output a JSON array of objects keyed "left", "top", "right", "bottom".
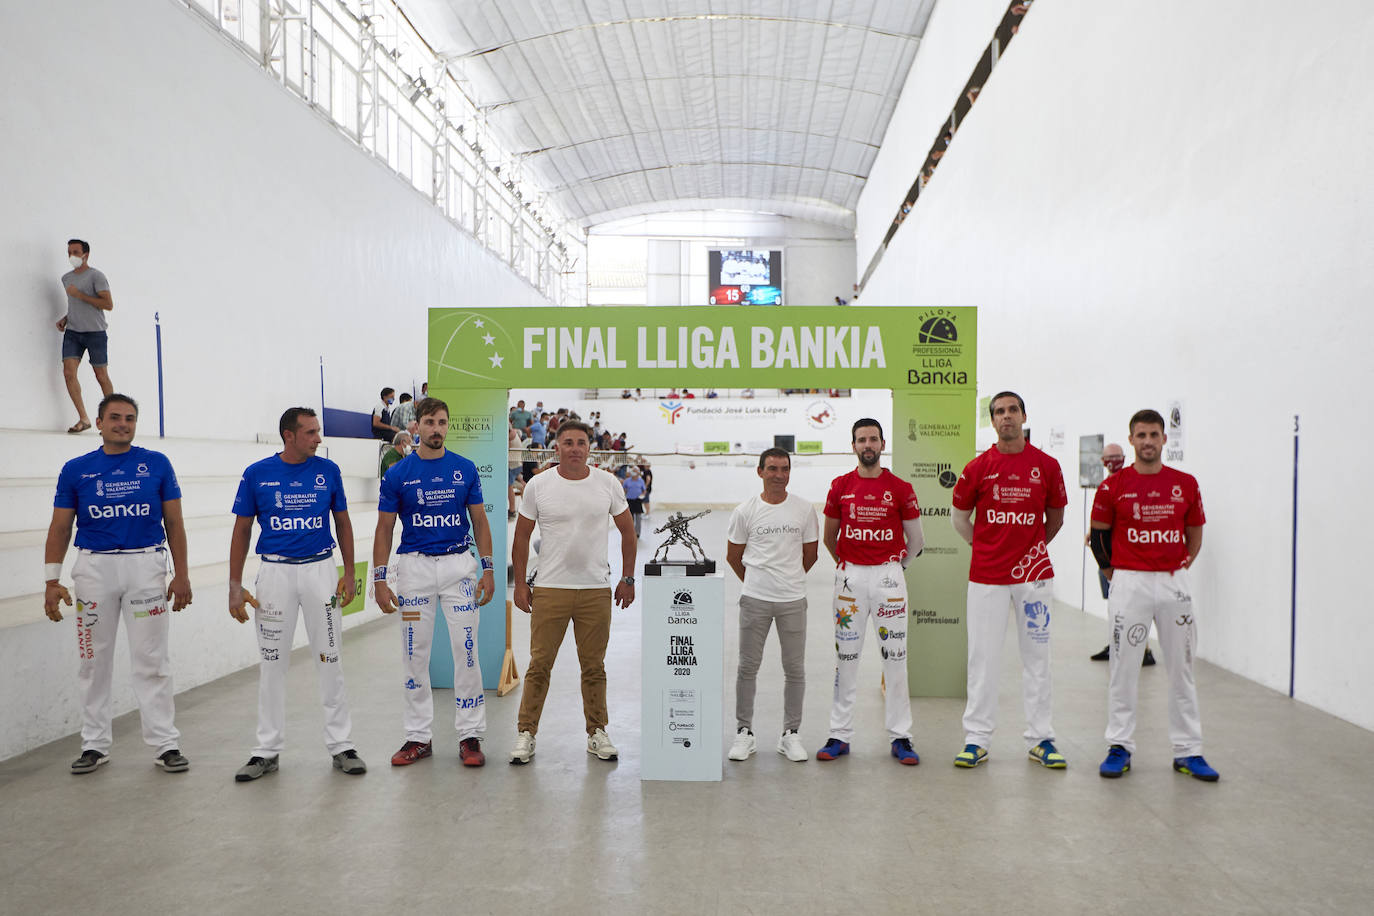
[{"left": 429, "top": 305, "right": 976, "bottom": 696}]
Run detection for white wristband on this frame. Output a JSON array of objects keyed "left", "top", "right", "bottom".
[{"left": 44, "top": 563, "right": 62, "bottom": 583}]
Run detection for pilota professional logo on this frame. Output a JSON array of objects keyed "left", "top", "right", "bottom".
[
  {"left": 672, "top": 589, "right": 694, "bottom": 606},
  {"left": 908, "top": 308, "right": 968, "bottom": 387}
]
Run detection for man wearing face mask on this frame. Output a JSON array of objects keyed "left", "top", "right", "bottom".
[
  {"left": 373, "top": 387, "right": 400, "bottom": 441},
  {"left": 57, "top": 239, "right": 115, "bottom": 435},
  {"left": 1089, "top": 443, "right": 1155, "bottom": 666}
]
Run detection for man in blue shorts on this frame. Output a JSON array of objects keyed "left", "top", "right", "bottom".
[
  {"left": 373, "top": 397, "right": 496, "bottom": 767},
  {"left": 43, "top": 393, "right": 193, "bottom": 774},
  {"left": 228, "top": 407, "right": 365, "bottom": 781},
  {"left": 57, "top": 239, "right": 114, "bottom": 434}
]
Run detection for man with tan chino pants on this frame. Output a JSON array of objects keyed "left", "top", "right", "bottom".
[{"left": 509, "top": 421, "right": 638, "bottom": 764}]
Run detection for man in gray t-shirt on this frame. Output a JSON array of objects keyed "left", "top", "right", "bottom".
[{"left": 57, "top": 239, "right": 115, "bottom": 434}]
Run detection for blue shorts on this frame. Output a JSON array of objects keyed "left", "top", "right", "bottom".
[
  {"left": 508, "top": 467, "right": 520, "bottom": 486},
  {"left": 62, "top": 329, "right": 109, "bottom": 367}
]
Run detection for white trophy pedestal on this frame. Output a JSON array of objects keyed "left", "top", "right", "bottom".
[{"left": 640, "top": 573, "right": 724, "bottom": 781}]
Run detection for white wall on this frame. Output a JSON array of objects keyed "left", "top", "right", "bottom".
[
  {"left": 0, "top": 0, "right": 551, "bottom": 442},
  {"left": 857, "top": 0, "right": 1374, "bottom": 729}
]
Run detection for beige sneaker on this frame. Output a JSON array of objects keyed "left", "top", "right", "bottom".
[
  {"left": 777, "top": 731, "right": 808, "bottom": 762},
  {"left": 587, "top": 728, "right": 619, "bottom": 760},
  {"left": 509, "top": 731, "right": 535, "bottom": 765}
]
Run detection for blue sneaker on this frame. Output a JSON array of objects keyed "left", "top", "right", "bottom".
[
  {"left": 816, "top": 738, "right": 850, "bottom": 761},
  {"left": 1028, "top": 740, "right": 1067, "bottom": 769},
  {"left": 1173, "top": 755, "right": 1220, "bottom": 782},
  {"left": 1099, "top": 745, "right": 1131, "bottom": 778},
  {"left": 954, "top": 744, "right": 988, "bottom": 768},
  {"left": 890, "top": 738, "right": 919, "bottom": 765}
]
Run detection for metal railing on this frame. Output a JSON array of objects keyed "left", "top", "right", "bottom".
[{"left": 178, "top": 0, "right": 587, "bottom": 306}]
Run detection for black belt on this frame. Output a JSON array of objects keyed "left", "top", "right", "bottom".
[
  {"left": 261, "top": 550, "right": 334, "bottom": 565},
  {"left": 410, "top": 544, "right": 470, "bottom": 558}
]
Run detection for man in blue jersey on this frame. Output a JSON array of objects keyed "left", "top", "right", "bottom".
[
  {"left": 43, "top": 393, "right": 193, "bottom": 775},
  {"left": 227, "top": 407, "right": 365, "bottom": 781},
  {"left": 373, "top": 397, "right": 496, "bottom": 767}
]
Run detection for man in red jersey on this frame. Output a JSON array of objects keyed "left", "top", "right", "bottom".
[
  {"left": 950, "top": 391, "right": 1068, "bottom": 769},
  {"left": 818, "top": 418, "right": 925, "bottom": 765},
  {"left": 1090, "top": 409, "right": 1218, "bottom": 781}
]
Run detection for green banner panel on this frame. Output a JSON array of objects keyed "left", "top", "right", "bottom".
[
  {"left": 429, "top": 306, "right": 974, "bottom": 391},
  {"left": 702, "top": 441, "right": 729, "bottom": 454},
  {"left": 337, "top": 561, "right": 368, "bottom": 616},
  {"left": 796, "top": 440, "right": 823, "bottom": 455}
]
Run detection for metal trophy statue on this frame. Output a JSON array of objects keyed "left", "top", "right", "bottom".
[{"left": 645, "top": 510, "right": 716, "bottom": 576}]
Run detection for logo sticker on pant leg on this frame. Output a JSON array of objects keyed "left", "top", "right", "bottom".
[
  {"left": 1023, "top": 600, "right": 1051, "bottom": 644},
  {"left": 463, "top": 626, "right": 475, "bottom": 668},
  {"left": 1127, "top": 623, "right": 1147, "bottom": 646}
]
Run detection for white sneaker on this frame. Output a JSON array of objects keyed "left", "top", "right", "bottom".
[
  {"left": 777, "top": 731, "right": 808, "bottom": 762},
  {"left": 509, "top": 731, "right": 535, "bottom": 764},
  {"left": 728, "top": 728, "right": 757, "bottom": 761},
  {"left": 587, "top": 728, "right": 619, "bottom": 760}
]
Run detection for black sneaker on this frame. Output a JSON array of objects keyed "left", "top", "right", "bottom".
[
  {"left": 1090, "top": 645, "right": 1111, "bottom": 661},
  {"left": 1142, "top": 648, "right": 1157, "bottom": 666},
  {"left": 70, "top": 749, "right": 109, "bottom": 774},
  {"left": 235, "top": 755, "right": 279, "bottom": 782},
  {"left": 155, "top": 749, "right": 190, "bottom": 773}
]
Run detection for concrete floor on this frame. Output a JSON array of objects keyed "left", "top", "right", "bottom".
[{"left": 2, "top": 511, "right": 1372, "bottom": 915}]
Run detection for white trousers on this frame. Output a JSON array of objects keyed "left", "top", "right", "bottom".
[
  {"left": 962, "top": 579, "right": 1055, "bottom": 749},
  {"left": 395, "top": 551, "right": 485, "bottom": 743},
  {"left": 829, "top": 561, "right": 912, "bottom": 742},
  {"left": 71, "top": 549, "right": 180, "bottom": 755},
  {"left": 253, "top": 557, "right": 354, "bottom": 757},
  {"left": 1106, "top": 569, "right": 1203, "bottom": 756}
]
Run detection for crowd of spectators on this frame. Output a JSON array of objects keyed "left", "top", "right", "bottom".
[{"left": 507, "top": 400, "right": 653, "bottom": 535}]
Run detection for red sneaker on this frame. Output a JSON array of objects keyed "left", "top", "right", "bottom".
[
  {"left": 390, "top": 741, "right": 432, "bottom": 766},
  {"left": 459, "top": 737, "right": 486, "bottom": 767}
]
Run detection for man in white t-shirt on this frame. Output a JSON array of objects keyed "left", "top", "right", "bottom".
[
  {"left": 725, "top": 447, "right": 819, "bottom": 763},
  {"left": 509, "top": 421, "right": 638, "bottom": 764}
]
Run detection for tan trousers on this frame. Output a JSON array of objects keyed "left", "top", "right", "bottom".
[{"left": 517, "top": 587, "right": 612, "bottom": 735}]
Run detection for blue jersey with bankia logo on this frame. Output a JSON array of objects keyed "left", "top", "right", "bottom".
[
  {"left": 54, "top": 446, "right": 181, "bottom": 550},
  {"left": 232, "top": 454, "right": 347, "bottom": 557},
  {"left": 379, "top": 450, "right": 484, "bottom": 554}
]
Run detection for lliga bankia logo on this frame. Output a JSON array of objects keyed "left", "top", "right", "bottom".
[{"left": 908, "top": 308, "right": 968, "bottom": 386}]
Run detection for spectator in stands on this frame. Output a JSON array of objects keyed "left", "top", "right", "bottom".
[
  {"left": 741, "top": 388, "right": 755, "bottom": 399},
  {"left": 420, "top": 382, "right": 429, "bottom": 399},
  {"left": 529, "top": 413, "right": 547, "bottom": 448},
  {"left": 390, "top": 393, "right": 417, "bottom": 437},
  {"left": 621, "top": 389, "right": 632, "bottom": 399},
  {"left": 683, "top": 389, "right": 696, "bottom": 399},
  {"left": 707, "top": 389, "right": 719, "bottom": 399},
  {"left": 380, "top": 431, "right": 410, "bottom": 476},
  {"left": 508, "top": 423, "right": 523, "bottom": 519},
  {"left": 547, "top": 412, "right": 561, "bottom": 438},
  {"left": 668, "top": 389, "right": 680, "bottom": 399},
  {"left": 509, "top": 400, "right": 532, "bottom": 431},
  {"left": 373, "top": 388, "right": 400, "bottom": 441},
  {"left": 623, "top": 466, "right": 647, "bottom": 538},
  {"left": 634, "top": 388, "right": 643, "bottom": 400},
  {"left": 613, "top": 433, "right": 629, "bottom": 451},
  {"left": 639, "top": 460, "right": 653, "bottom": 515},
  {"left": 58, "top": 238, "right": 115, "bottom": 434}
]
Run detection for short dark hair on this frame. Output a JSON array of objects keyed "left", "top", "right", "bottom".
[
  {"left": 380, "top": 387, "right": 395, "bottom": 399},
  {"left": 557, "top": 420, "right": 593, "bottom": 442},
  {"left": 279, "top": 407, "right": 317, "bottom": 440},
  {"left": 415, "top": 397, "right": 448, "bottom": 421},
  {"left": 97, "top": 393, "right": 137, "bottom": 419},
  {"left": 757, "top": 447, "right": 791, "bottom": 471},
  {"left": 399, "top": 392, "right": 412, "bottom": 403},
  {"left": 1129, "top": 409, "right": 1166, "bottom": 433},
  {"left": 68, "top": 238, "right": 89, "bottom": 255},
  {"left": 852, "top": 418, "right": 884, "bottom": 441},
  {"left": 989, "top": 391, "right": 1026, "bottom": 416}
]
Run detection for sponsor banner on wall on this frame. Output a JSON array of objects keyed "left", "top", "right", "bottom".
[
  {"left": 425, "top": 386, "right": 507, "bottom": 691},
  {"left": 894, "top": 389, "right": 978, "bottom": 697},
  {"left": 429, "top": 306, "right": 975, "bottom": 391}
]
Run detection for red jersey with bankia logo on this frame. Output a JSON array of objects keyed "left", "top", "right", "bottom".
[
  {"left": 824, "top": 468, "right": 920, "bottom": 565},
  {"left": 1091, "top": 465, "right": 1205, "bottom": 571},
  {"left": 951, "top": 443, "right": 1068, "bottom": 585}
]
